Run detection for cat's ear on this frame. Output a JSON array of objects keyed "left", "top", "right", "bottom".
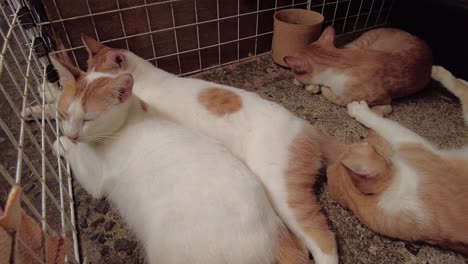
[
  {"left": 50, "top": 55, "right": 83, "bottom": 87},
  {"left": 81, "top": 34, "right": 106, "bottom": 56},
  {"left": 107, "top": 73, "right": 133, "bottom": 104},
  {"left": 340, "top": 143, "right": 390, "bottom": 194},
  {"left": 105, "top": 51, "right": 127, "bottom": 70},
  {"left": 284, "top": 56, "right": 307, "bottom": 74},
  {"left": 317, "top": 26, "right": 336, "bottom": 47}
]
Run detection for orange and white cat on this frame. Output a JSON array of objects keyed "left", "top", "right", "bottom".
[
  {"left": 285, "top": 26, "right": 433, "bottom": 115},
  {"left": 51, "top": 57, "right": 309, "bottom": 264},
  {"left": 323, "top": 96, "right": 468, "bottom": 254},
  {"left": 52, "top": 35, "right": 339, "bottom": 264}
]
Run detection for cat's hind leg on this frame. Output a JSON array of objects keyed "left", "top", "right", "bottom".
[
  {"left": 432, "top": 65, "right": 468, "bottom": 125},
  {"left": 321, "top": 86, "right": 346, "bottom": 106},
  {"left": 347, "top": 101, "right": 433, "bottom": 149},
  {"left": 432, "top": 65, "right": 468, "bottom": 98}
]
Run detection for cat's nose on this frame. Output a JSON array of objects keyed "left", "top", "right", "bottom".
[{"left": 67, "top": 134, "right": 79, "bottom": 141}]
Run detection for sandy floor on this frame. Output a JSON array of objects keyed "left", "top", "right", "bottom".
[{"left": 72, "top": 54, "right": 468, "bottom": 264}]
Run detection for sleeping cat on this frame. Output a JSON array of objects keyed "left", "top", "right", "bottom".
[
  {"left": 284, "top": 26, "right": 433, "bottom": 115},
  {"left": 78, "top": 35, "right": 338, "bottom": 264},
  {"left": 323, "top": 100, "right": 468, "bottom": 254},
  {"left": 51, "top": 57, "right": 310, "bottom": 264}
]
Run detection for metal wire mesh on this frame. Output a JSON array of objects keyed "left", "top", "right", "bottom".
[
  {"left": 0, "top": 0, "right": 80, "bottom": 263},
  {"left": 36, "top": 0, "right": 394, "bottom": 75}
]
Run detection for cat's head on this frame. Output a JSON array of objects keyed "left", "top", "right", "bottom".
[
  {"left": 327, "top": 131, "right": 393, "bottom": 209},
  {"left": 283, "top": 26, "right": 336, "bottom": 85},
  {"left": 81, "top": 34, "right": 127, "bottom": 73},
  {"left": 51, "top": 56, "right": 134, "bottom": 142}
]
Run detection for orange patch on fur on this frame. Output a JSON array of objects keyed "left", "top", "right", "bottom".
[
  {"left": 198, "top": 87, "right": 242, "bottom": 116},
  {"left": 286, "top": 126, "right": 336, "bottom": 255},
  {"left": 274, "top": 225, "right": 309, "bottom": 264}
]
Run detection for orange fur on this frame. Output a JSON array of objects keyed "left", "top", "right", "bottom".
[
  {"left": 286, "top": 127, "right": 336, "bottom": 255},
  {"left": 275, "top": 225, "right": 310, "bottom": 264},
  {"left": 326, "top": 132, "right": 468, "bottom": 255},
  {"left": 286, "top": 27, "right": 432, "bottom": 112},
  {"left": 198, "top": 87, "right": 243, "bottom": 116}
]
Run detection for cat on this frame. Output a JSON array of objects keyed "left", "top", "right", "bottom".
[
  {"left": 322, "top": 99, "right": 468, "bottom": 254},
  {"left": 78, "top": 35, "right": 339, "bottom": 264},
  {"left": 432, "top": 65, "right": 468, "bottom": 124},
  {"left": 50, "top": 57, "right": 310, "bottom": 264},
  {"left": 284, "top": 26, "right": 433, "bottom": 115}
]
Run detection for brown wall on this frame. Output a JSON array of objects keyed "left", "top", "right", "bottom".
[{"left": 40, "top": 0, "right": 391, "bottom": 75}]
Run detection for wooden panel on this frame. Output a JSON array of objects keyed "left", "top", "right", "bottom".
[
  {"left": 200, "top": 47, "right": 219, "bottom": 68},
  {"left": 55, "top": 1, "right": 88, "bottom": 19},
  {"left": 219, "top": 18, "right": 238, "bottom": 42},
  {"left": 180, "top": 51, "right": 201, "bottom": 73},
  {"left": 148, "top": 3, "right": 174, "bottom": 31},
  {"left": 127, "top": 34, "right": 154, "bottom": 59},
  {"left": 63, "top": 17, "right": 96, "bottom": 47},
  {"left": 198, "top": 22, "right": 218, "bottom": 47},
  {"left": 239, "top": 14, "right": 256, "bottom": 38},
  {"left": 219, "top": 0, "right": 237, "bottom": 17},
  {"left": 88, "top": 0, "right": 118, "bottom": 13},
  {"left": 196, "top": 0, "right": 217, "bottom": 22},
  {"left": 256, "top": 33, "right": 273, "bottom": 54},
  {"left": 239, "top": 37, "right": 256, "bottom": 59},
  {"left": 220, "top": 42, "right": 238, "bottom": 63},
  {"left": 157, "top": 55, "right": 180, "bottom": 74},
  {"left": 173, "top": 0, "right": 197, "bottom": 26},
  {"left": 94, "top": 13, "right": 125, "bottom": 41},
  {"left": 176, "top": 26, "right": 198, "bottom": 52},
  {"left": 153, "top": 30, "right": 177, "bottom": 56},
  {"left": 257, "top": 10, "right": 274, "bottom": 34},
  {"left": 121, "top": 7, "right": 150, "bottom": 35}
]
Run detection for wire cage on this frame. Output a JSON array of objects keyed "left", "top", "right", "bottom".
[{"left": 0, "top": 0, "right": 394, "bottom": 263}]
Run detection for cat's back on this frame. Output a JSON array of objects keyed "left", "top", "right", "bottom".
[
  {"left": 397, "top": 144, "right": 468, "bottom": 243},
  {"left": 347, "top": 28, "right": 429, "bottom": 54}
]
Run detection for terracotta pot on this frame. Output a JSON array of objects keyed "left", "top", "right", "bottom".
[{"left": 272, "top": 9, "right": 324, "bottom": 67}]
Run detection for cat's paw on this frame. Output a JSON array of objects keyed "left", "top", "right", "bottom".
[
  {"left": 293, "top": 78, "right": 303, "bottom": 86},
  {"left": 347, "top": 101, "right": 370, "bottom": 118},
  {"left": 431, "top": 65, "right": 450, "bottom": 82},
  {"left": 305, "top": 84, "right": 322, "bottom": 94},
  {"left": 53, "top": 136, "right": 73, "bottom": 157}
]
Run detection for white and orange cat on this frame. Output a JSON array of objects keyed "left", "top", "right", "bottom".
[
  {"left": 73, "top": 35, "right": 338, "bottom": 263},
  {"left": 51, "top": 57, "right": 310, "bottom": 264},
  {"left": 285, "top": 26, "right": 433, "bottom": 115},
  {"left": 323, "top": 66, "right": 468, "bottom": 254}
]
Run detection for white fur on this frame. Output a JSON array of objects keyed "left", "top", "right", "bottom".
[
  {"left": 103, "top": 51, "right": 338, "bottom": 264},
  {"left": 55, "top": 94, "right": 283, "bottom": 264},
  {"left": 311, "top": 69, "right": 350, "bottom": 97},
  {"left": 378, "top": 158, "right": 428, "bottom": 223},
  {"left": 62, "top": 99, "right": 85, "bottom": 139},
  {"left": 85, "top": 71, "right": 117, "bottom": 83}
]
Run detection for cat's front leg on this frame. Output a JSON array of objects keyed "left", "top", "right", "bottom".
[
  {"left": 24, "top": 104, "right": 57, "bottom": 121},
  {"left": 53, "top": 137, "right": 105, "bottom": 198},
  {"left": 347, "top": 101, "right": 432, "bottom": 149},
  {"left": 305, "top": 84, "right": 322, "bottom": 94}
]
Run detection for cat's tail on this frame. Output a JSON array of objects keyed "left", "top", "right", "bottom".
[{"left": 317, "top": 130, "right": 346, "bottom": 165}]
